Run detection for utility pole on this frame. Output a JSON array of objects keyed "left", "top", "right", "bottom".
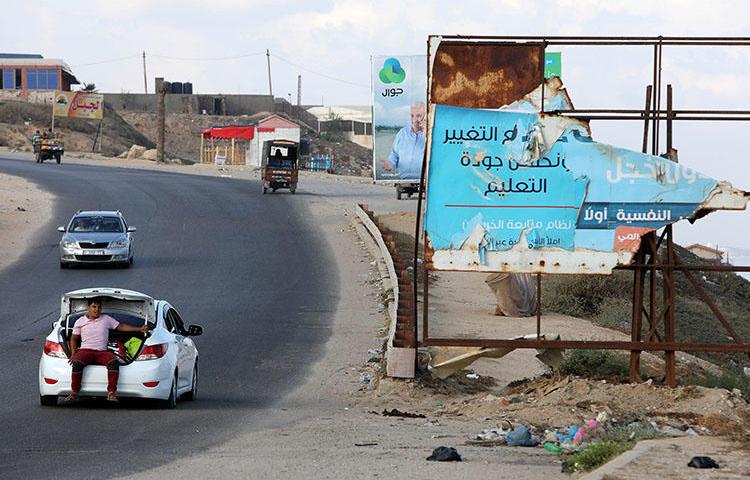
[
  {"left": 142, "top": 51, "right": 148, "bottom": 94},
  {"left": 157, "top": 83, "right": 166, "bottom": 163},
  {"left": 266, "top": 49, "right": 273, "bottom": 96},
  {"left": 297, "top": 74, "right": 301, "bottom": 107}
]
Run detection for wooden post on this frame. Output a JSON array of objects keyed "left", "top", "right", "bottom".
[
  {"left": 200, "top": 134, "right": 204, "bottom": 163},
  {"left": 157, "top": 84, "right": 165, "bottom": 164},
  {"left": 231, "top": 138, "right": 235, "bottom": 165}
]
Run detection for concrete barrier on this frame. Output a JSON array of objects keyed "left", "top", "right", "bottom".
[{"left": 355, "top": 204, "right": 415, "bottom": 378}]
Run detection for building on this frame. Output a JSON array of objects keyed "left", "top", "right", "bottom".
[
  {"left": 306, "top": 105, "right": 372, "bottom": 149},
  {"left": 0, "top": 53, "right": 79, "bottom": 100},
  {"left": 200, "top": 114, "right": 300, "bottom": 167},
  {"left": 686, "top": 243, "right": 726, "bottom": 263},
  {"left": 248, "top": 114, "right": 301, "bottom": 166}
]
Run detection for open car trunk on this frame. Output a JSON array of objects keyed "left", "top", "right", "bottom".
[{"left": 58, "top": 294, "right": 154, "bottom": 365}]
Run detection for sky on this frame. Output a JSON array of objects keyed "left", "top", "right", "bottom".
[{"left": 2, "top": 0, "right": 750, "bottom": 249}]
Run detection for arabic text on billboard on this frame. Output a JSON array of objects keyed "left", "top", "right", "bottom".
[
  {"left": 423, "top": 39, "right": 746, "bottom": 275},
  {"left": 372, "top": 55, "right": 427, "bottom": 182},
  {"left": 53, "top": 91, "right": 104, "bottom": 119}
]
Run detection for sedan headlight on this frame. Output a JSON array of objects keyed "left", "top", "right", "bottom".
[
  {"left": 109, "top": 238, "right": 129, "bottom": 248},
  {"left": 61, "top": 240, "right": 77, "bottom": 248}
]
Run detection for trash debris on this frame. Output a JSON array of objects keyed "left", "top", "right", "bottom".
[
  {"left": 361, "top": 374, "right": 370, "bottom": 383},
  {"left": 466, "top": 373, "right": 480, "bottom": 380},
  {"left": 426, "top": 446, "right": 462, "bottom": 462},
  {"left": 375, "top": 408, "right": 426, "bottom": 418},
  {"left": 475, "top": 428, "right": 505, "bottom": 442},
  {"left": 543, "top": 442, "right": 562, "bottom": 453},
  {"left": 687, "top": 456, "right": 719, "bottom": 469},
  {"left": 506, "top": 425, "right": 540, "bottom": 447},
  {"left": 556, "top": 425, "right": 579, "bottom": 446},
  {"left": 16, "top": 206, "right": 26, "bottom": 212}
]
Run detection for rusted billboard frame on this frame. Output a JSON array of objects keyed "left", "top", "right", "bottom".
[{"left": 413, "top": 36, "right": 750, "bottom": 386}]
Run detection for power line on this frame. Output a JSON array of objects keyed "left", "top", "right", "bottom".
[
  {"left": 148, "top": 52, "right": 265, "bottom": 61},
  {"left": 71, "top": 54, "right": 141, "bottom": 68},
  {"left": 272, "top": 54, "right": 369, "bottom": 89}
]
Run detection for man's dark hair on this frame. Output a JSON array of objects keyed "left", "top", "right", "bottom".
[{"left": 87, "top": 297, "right": 103, "bottom": 306}]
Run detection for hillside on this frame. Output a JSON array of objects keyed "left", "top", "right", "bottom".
[
  {"left": 542, "top": 243, "right": 750, "bottom": 369},
  {"left": 0, "top": 100, "right": 153, "bottom": 157},
  {"left": 0, "top": 100, "right": 374, "bottom": 176}
]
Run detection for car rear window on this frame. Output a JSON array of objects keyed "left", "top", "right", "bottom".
[{"left": 69, "top": 216, "right": 124, "bottom": 233}]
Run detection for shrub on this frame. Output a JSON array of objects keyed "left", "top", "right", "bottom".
[
  {"left": 562, "top": 441, "right": 631, "bottom": 473},
  {"left": 560, "top": 349, "right": 631, "bottom": 382}
]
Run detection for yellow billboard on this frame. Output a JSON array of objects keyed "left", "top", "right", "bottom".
[{"left": 52, "top": 90, "right": 104, "bottom": 119}]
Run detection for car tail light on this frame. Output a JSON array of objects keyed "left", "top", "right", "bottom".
[
  {"left": 44, "top": 378, "right": 58, "bottom": 384},
  {"left": 44, "top": 340, "right": 67, "bottom": 358},
  {"left": 135, "top": 343, "right": 168, "bottom": 361},
  {"left": 143, "top": 381, "right": 160, "bottom": 387}
]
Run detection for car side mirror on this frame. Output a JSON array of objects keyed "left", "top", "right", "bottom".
[
  {"left": 57, "top": 226, "right": 65, "bottom": 232},
  {"left": 187, "top": 325, "right": 203, "bottom": 337},
  {"left": 127, "top": 226, "right": 137, "bottom": 233}
]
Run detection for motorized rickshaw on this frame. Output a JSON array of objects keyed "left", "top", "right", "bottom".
[{"left": 261, "top": 140, "right": 299, "bottom": 194}]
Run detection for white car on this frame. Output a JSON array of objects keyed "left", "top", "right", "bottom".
[{"left": 39, "top": 288, "right": 202, "bottom": 408}]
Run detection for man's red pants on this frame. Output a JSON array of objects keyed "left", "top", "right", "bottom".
[{"left": 70, "top": 349, "right": 120, "bottom": 394}]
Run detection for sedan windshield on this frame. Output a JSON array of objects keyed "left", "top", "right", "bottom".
[{"left": 69, "top": 216, "right": 124, "bottom": 233}]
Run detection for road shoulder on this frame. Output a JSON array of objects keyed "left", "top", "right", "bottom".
[{"left": 0, "top": 171, "right": 54, "bottom": 272}]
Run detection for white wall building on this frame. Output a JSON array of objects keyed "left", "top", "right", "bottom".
[{"left": 246, "top": 115, "right": 301, "bottom": 167}]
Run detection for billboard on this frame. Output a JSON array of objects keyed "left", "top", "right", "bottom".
[
  {"left": 372, "top": 55, "right": 427, "bottom": 183},
  {"left": 53, "top": 90, "right": 104, "bottom": 119},
  {"left": 423, "top": 38, "right": 748, "bottom": 274}
]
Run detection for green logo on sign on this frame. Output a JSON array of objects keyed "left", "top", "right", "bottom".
[
  {"left": 544, "top": 52, "right": 562, "bottom": 79},
  {"left": 379, "top": 57, "right": 406, "bottom": 84}
]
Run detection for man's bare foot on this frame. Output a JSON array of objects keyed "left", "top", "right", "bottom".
[
  {"left": 64, "top": 393, "right": 78, "bottom": 402},
  {"left": 106, "top": 392, "right": 119, "bottom": 403}
]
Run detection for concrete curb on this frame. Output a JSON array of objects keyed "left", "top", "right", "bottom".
[
  {"left": 354, "top": 204, "right": 415, "bottom": 378},
  {"left": 579, "top": 441, "right": 655, "bottom": 480}
]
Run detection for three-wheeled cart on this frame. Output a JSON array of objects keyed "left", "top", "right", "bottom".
[{"left": 261, "top": 140, "right": 299, "bottom": 194}]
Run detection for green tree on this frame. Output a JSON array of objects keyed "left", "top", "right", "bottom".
[{"left": 80, "top": 82, "right": 98, "bottom": 93}]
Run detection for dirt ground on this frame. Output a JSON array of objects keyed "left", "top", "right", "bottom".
[
  {"left": 0, "top": 172, "right": 54, "bottom": 272},
  {"left": 3, "top": 150, "right": 748, "bottom": 478}
]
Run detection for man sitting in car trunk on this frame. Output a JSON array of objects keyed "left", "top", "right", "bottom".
[{"left": 65, "top": 297, "right": 148, "bottom": 403}]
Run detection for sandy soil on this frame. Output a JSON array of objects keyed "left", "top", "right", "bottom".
[{"left": 0, "top": 172, "right": 54, "bottom": 271}]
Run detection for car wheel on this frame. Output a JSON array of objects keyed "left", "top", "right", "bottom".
[
  {"left": 183, "top": 360, "right": 198, "bottom": 401},
  {"left": 161, "top": 371, "right": 178, "bottom": 409},
  {"left": 55, "top": 154, "right": 61, "bottom": 164},
  {"left": 60, "top": 261, "right": 67, "bottom": 269},
  {"left": 40, "top": 395, "right": 58, "bottom": 406}
]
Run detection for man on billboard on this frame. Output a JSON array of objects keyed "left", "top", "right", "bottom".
[{"left": 382, "top": 101, "right": 425, "bottom": 180}]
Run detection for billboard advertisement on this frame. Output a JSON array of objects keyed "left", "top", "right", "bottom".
[
  {"left": 53, "top": 90, "right": 104, "bottom": 119},
  {"left": 372, "top": 55, "right": 427, "bottom": 183},
  {"left": 422, "top": 38, "right": 748, "bottom": 274}
]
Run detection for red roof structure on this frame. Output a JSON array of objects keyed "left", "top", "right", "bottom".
[{"left": 201, "top": 126, "right": 255, "bottom": 140}]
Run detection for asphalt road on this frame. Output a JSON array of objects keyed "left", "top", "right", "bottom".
[{"left": 0, "top": 156, "right": 397, "bottom": 478}]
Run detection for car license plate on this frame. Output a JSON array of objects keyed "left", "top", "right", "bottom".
[{"left": 83, "top": 249, "right": 105, "bottom": 255}]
